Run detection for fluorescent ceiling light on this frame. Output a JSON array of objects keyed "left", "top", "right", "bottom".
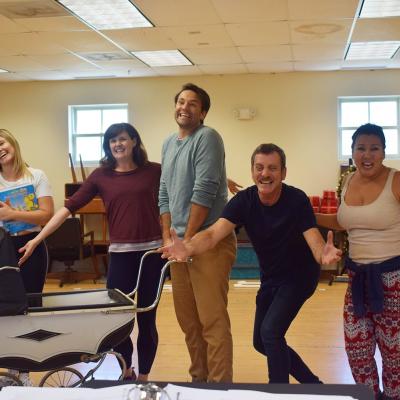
[
  {"left": 345, "top": 41, "right": 400, "bottom": 60},
  {"left": 56, "top": 0, "right": 152, "bottom": 30},
  {"left": 0, "top": 68, "right": 8, "bottom": 73},
  {"left": 131, "top": 50, "right": 192, "bottom": 67},
  {"left": 360, "top": 0, "right": 400, "bottom": 18}
]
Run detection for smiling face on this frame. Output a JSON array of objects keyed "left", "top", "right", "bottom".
[
  {"left": 252, "top": 152, "right": 286, "bottom": 205},
  {"left": 109, "top": 131, "right": 136, "bottom": 164},
  {"left": 0, "top": 136, "right": 15, "bottom": 167},
  {"left": 352, "top": 134, "right": 385, "bottom": 178},
  {"left": 175, "top": 90, "right": 207, "bottom": 137}
]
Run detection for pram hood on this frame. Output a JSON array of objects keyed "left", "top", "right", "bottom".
[{"left": 0, "top": 228, "right": 28, "bottom": 316}]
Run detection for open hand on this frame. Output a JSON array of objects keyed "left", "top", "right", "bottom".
[
  {"left": 158, "top": 228, "right": 190, "bottom": 262},
  {"left": 18, "top": 239, "right": 38, "bottom": 266},
  {"left": 321, "top": 230, "right": 342, "bottom": 265},
  {"left": 227, "top": 179, "right": 243, "bottom": 195}
]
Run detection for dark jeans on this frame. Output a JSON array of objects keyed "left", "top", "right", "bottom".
[
  {"left": 12, "top": 232, "right": 48, "bottom": 294},
  {"left": 107, "top": 250, "right": 164, "bottom": 375},
  {"left": 253, "top": 274, "right": 320, "bottom": 384}
]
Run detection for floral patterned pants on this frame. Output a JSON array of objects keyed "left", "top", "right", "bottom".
[{"left": 344, "top": 270, "right": 400, "bottom": 399}]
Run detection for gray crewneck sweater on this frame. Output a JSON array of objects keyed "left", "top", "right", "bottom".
[{"left": 159, "top": 125, "right": 228, "bottom": 237}]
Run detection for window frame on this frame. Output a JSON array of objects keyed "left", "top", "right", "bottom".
[
  {"left": 68, "top": 103, "right": 129, "bottom": 166},
  {"left": 337, "top": 96, "right": 400, "bottom": 160}
]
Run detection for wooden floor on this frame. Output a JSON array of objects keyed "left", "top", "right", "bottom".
[{"left": 7, "top": 278, "right": 363, "bottom": 385}]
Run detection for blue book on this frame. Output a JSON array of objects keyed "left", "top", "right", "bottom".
[{"left": 0, "top": 184, "right": 38, "bottom": 235}]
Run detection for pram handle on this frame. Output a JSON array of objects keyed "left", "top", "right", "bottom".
[{"left": 127, "top": 250, "right": 174, "bottom": 313}]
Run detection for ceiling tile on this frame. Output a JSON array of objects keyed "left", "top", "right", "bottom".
[
  {"left": 292, "top": 43, "right": 345, "bottom": 60},
  {"left": 341, "top": 59, "right": 390, "bottom": 69},
  {"left": 15, "top": 16, "right": 89, "bottom": 32},
  {"left": 38, "top": 31, "right": 117, "bottom": 52},
  {"left": 352, "top": 17, "right": 400, "bottom": 42},
  {"left": 294, "top": 60, "right": 342, "bottom": 71},
  {"left": 0, "top": 32, "right": 65, "bottom": 55},
  {"left": 226, "top": 21, "right": 290, "bottom": 46},
  {"left": 93, "top": 59, "right": 148, "bottom": 70},
  {"left": 0, "top": 72, "right": 31, "bottom": 82},
  {"left": 212, "top": 0, "right": 288, "bottom": 22},
  {"left": 28, "top": 53, "right": 95, "bottom": 69},
  {"left": 0, "top": 0, "right": 397, "bottom": 81},
  {"left": 0, "top": 15, "right": 29, "bottom": 33},
  {"left": 161, "top": 25, "right": 234, "bottom": 48},
  {"left": 246, "top": 62, "right": 294, "bottom": 72},
  {"left": 152, "top": 65, "right": 202, "bottom": 76},
  {"left": 290, "top": 20, "right": 352, "bottom": 44},
  {"left": 0, "top": 54, "right": 50, "bottom": 71},
  {"left": 133, "top": 0, "right": 222, "bottom": 26},
  {"left": 103, "top": 28, "right": 176, "bottom": 51},
  {"left": 0, "top": 0, "right": 67, "bottom": 19},
  {"left": 288, "top": 0, "right": 359, "bottom": 19},
  {"left": 238, "top": 45, "right": 292, "bottom": 63},
  {"left": 183, "top": 47, "right": 242, "bottom": 64},
  {"left": 18, "top": 70, "right": 70, "bottom": 80},
  {"left": 198, "top": 63, "right": 248, "bottom": 74}
]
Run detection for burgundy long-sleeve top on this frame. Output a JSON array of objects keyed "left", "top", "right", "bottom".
[{"left": 65, "top": 162, "right": 162, "bottom": 244}]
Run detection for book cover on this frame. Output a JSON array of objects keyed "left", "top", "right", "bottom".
[{"left": 0, "top": 184, "right": 38, "bottom": 234}]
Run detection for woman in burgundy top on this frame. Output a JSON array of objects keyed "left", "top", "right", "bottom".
[{"left": 19, "top": 123, "right": 163, "bottom": 382}]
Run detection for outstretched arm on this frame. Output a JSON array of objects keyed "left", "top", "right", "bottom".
[
  {"left": 303, "top": 227, "right": 342, "bottom": 265},
  {"left": 315, "top": 213, "right": 344, "bottom": 231},
  {"left": 18, "top": 207, "right": 71, "bottom": 266},
  {"left": 160, "top": 218, "right": 236, "bottom": 262}
]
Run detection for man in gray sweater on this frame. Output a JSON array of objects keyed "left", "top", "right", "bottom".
[{"left": 159, "top": 83, "right": 236, "bottom": 382}]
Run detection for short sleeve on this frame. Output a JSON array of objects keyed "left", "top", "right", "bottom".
[
  {"left": 32, "top": 169, "right": 52, "bottom": 198},
  {"left": 220, "top": 191, "right": 247, "bottom": 226},
  {"left": 297, "top": 191, "right": 317, "bottom": 233}
]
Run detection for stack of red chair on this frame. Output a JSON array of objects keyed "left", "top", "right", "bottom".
[
  {"left": 308, "top": 196, "right": 321, "bottom": 213},
  {"left": 320, "top": 190, "right": 337, "bottom": 213}
]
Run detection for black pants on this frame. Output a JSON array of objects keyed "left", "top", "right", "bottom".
[
  {"left": 11, "top": 232, "right": 48, "bottom": 294},
  {"left": 253, "top": 274, "right": 320, "bottom": 384},
  {"left": 107, "top": 251, "right": 164, "bottom": 375}
]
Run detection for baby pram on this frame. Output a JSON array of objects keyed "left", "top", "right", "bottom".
[{"left": 0, "top": 239, "right": 172, "bottom": 387}]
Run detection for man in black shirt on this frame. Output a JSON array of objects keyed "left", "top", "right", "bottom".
[{"left": 160, "top": 143, "right": 341, "bottom": 384}]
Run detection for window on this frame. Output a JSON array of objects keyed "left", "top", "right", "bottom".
[
  {"left": 69, "top": 104, "right": 128, "bottom": 165},
  {"left": 338, "top": 96, "right": 400, "bottom": 159}
]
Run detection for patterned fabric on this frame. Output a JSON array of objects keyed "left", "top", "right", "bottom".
[{"left": 344, "top": 270, "right": 400, "bottom": 399}]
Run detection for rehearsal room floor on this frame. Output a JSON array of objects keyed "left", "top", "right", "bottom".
[{"left": 4, "top": 278, "right": 374, "bottom": 386}]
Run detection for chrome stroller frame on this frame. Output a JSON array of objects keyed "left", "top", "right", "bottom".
[{"left": 0, "top": 250, "right": 172, "bottom": 387}]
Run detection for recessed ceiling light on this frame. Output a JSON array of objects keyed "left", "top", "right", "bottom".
[
  {"left": 360, "top": 0, "right": 400, "bottom": 18},
  {"left": 345, "top": 41, "right": 400, "bottom": 60},
  {"left": 56, "top": 0, "right": 152, "bottom": 30},
  {"left": 131, "top": 50, "right": 192, "bottom": 67}
]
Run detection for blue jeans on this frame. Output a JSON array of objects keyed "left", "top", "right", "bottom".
[{"left": 253, "top": 274, "right": 320, "bottom": 383}]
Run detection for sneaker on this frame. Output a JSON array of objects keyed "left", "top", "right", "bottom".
[{"left": 18, "top": 373, "right": 33, "bottom": 387}]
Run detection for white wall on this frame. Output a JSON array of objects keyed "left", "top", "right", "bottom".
[{"left": 1, "top": 69, "right": 400, "bottom": 211}]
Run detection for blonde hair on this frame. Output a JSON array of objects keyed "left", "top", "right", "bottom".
[{"left": 0, "top": 129, "right": 31, "bottom": 179}]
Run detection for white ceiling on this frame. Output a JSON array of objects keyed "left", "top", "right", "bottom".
[{"left": 0, "top": 0, "right": 399, "bottom": 81}]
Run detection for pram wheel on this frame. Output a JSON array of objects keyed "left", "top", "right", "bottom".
[
  {"left": 39, "top": 367, "right": 84, "bottom": 387},
  {"left": 0, "top": 372, "right": 23, "bottom": 387}
]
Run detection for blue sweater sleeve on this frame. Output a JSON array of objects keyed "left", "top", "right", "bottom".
[
  {"left": 158, "top": 139, "right": 170, "bottom": 215},
  {"left": 191, "top": 130, "right": 225, "bottom": 208}
]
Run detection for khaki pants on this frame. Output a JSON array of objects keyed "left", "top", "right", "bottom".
[{"left": 170, "top": 232, "right": 237, "bottom": 382}]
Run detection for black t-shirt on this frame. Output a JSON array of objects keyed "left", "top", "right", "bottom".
[{"left": 221, "top": 184, "right": 320, "bottom": 285}]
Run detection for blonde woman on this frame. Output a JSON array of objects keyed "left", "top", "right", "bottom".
[{"left": 0, "top": 129, "right": 54, "bottom": 385}]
